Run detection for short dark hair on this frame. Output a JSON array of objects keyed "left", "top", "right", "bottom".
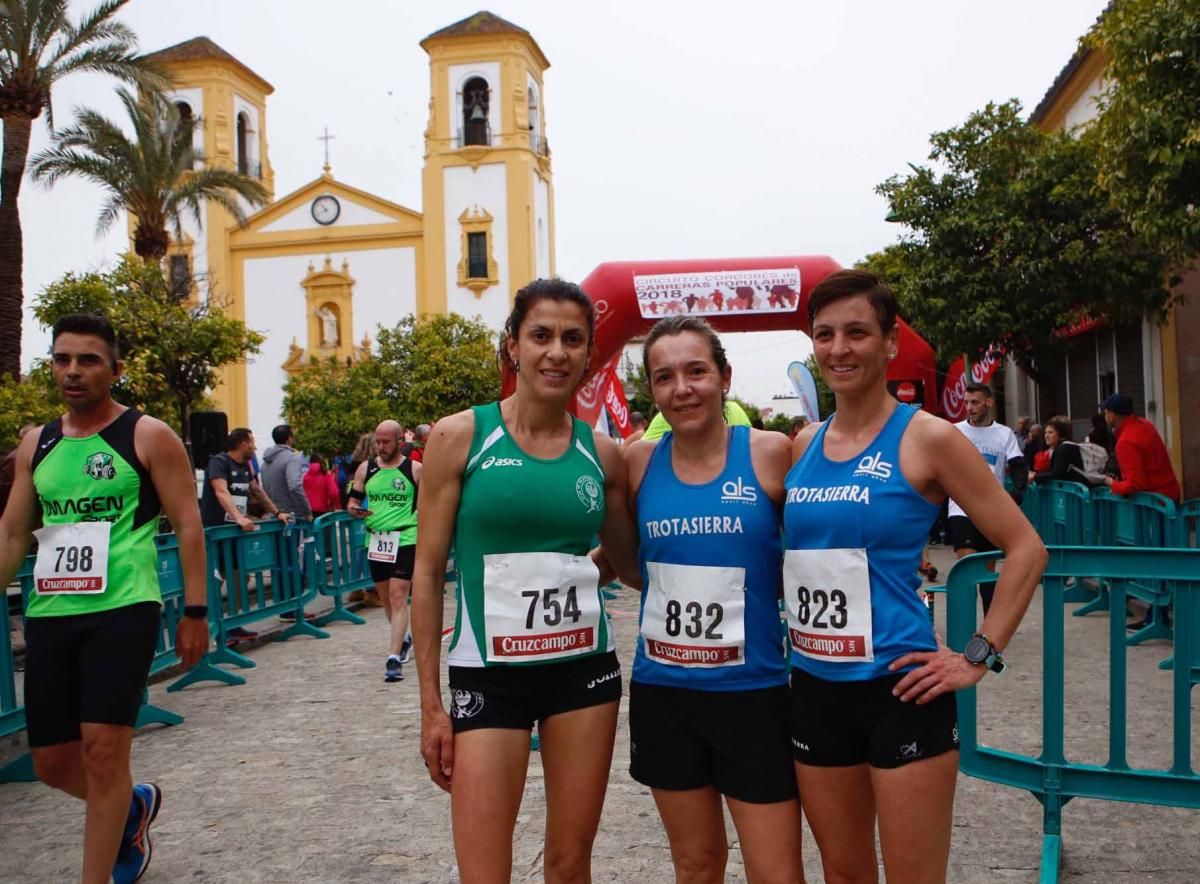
[
  {"left": 642, "top": 316, "right": 729, "bottom": 381},
  {"left": 1046, "top": 415, "right": 1073, "bottom": 441},
  {"left": 500, "top": 278, "right": 595, "bottom": 370},
  {"left": 272, "top": 424, "right": 293, "bottom": 445},
  {"left": 226, "top": 427, "right": 253, "bottom": 450},
  {"left": 807, "top": 269, "right": 898, "bottom": 333},
  {"left": 51, "top": 313, "right": 120, "bottom": 367},
  {"left": 629, "top": 411, "right": 646, "bottom": 428},
  {"left": 965, "top": 382, "right": 993, "bottom": 398}
]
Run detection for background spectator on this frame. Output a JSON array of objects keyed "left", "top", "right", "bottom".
[
  {"left": 304, "top": 458, "right": 342, "bottom": 516},
  {"left": 1033, "top": 415, "right": 1086, "bottom": 485},
  {"left": 1102, "top": 394, "right": 1181, "bottom": 502}
]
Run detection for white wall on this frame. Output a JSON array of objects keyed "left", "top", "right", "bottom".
[
  {"left": 258, "top": 195, "right": 401, "bottom": 233},
  {"left": 242, "top": 246, "right": 418, "bottom": 442},
  {"left": 534, "top": 175, "right": 551, "bottom": 279},
  {"left": 1063, "top": 76, "right": 1104, "bottom": 130},
  {"left": 449, "top": 61, "right": 501, "bottom": 145},
  {"left": 443, "top": 163, "right": 509, "bottom": 331}
]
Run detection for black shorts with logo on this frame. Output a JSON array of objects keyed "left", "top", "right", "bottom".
[
  {"left": 24, "top": 601, "right": 161, "bottom": 747},
  {"left": 948, "top": 515, "right": 997, "bottom": 553},
  {"left": 629, "top": 681, "right": 798, "bottom": 804},
  {"left": 447, "top": 651, "right": 621, "bottom": 733},
  {"left": 367, "top": 543, "right": 416, "bottom": 584},
  {"left": 789, "top": 668, "right": 958, "bottom": 769}
]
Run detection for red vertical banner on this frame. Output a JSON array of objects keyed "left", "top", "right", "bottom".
[{"left": 603, "top": 364, "right": 632, "bottom": 437}]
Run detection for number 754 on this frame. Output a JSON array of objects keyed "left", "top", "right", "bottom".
[{"left": 522, "top": 586, "right": 582, "bottom": 629}]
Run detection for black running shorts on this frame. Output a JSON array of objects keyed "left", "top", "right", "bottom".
[
  {"left": 24, "top": 601, "right": 161, "bottom": 747},
  {"left": 947, "top": 515, "right": 997, "bottom": 553},
  {"left": 790, "top": 668, "right": 959, "bottom": 769},
  {"left": 447, "top": 651, "right": 621, "bottom": 733},
  {"left": 367, "top": 543, "right": 415, "bottom": 584},
  {"left": 629, "top": 681, "right": 798, "bottom": 804}
]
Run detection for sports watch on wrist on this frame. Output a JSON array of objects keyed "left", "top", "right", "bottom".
[
  {"left": 963, "top": 633, "right": 1006, "bottom": 674},
  {"left": 183, "top": 604, "right": 209, "bottom": 620}
]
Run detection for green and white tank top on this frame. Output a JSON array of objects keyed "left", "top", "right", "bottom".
[
  {"left": 27, "top": 409, "right": 162, "bottom": 617},
  {"left": 448, "top": 402, "right": 612, "bottom": 667}
]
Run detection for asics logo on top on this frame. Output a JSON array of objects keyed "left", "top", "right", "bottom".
[
  {"left": 481, "top": 456, "right": 523, "bottom": 470},
  {"left": 853, "top": 451, "right": 892, "bottom": 481},
  {"left": 720, "top": 477, "right": 758, "bottom": 503},
  {"left": 83, "top": 452, "right": 117, "bottom": 480}
]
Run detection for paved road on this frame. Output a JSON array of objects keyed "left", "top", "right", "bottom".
[{"left": 2, "top": 545, "right": 1198, "bottom": 882}]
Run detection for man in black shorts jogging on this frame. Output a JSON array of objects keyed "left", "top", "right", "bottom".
[
  {"left": 0, "top": 314, "right": 209, "bottom": 883},
  {"left": 947, "top": 383, "right": 1027, "bottom": 614}
]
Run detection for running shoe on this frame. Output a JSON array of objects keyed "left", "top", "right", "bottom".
[
  {"left": 384, "top": 656, "right": 404, "bottom": 683},
  {"left": 226, "top": 626, "right": 258, "bottom": 641},
  {"left": 397, "top": 636, "right": 413, "bottom": 664},
  {"left": 113, "top": 782, "right": 162, "bottom": 883}
]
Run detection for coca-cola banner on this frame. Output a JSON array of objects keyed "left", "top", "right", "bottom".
[
  {"left": 576, "top": 354, "right": 634, "bottom": 437},
  {"left": 941, "top": 347, "right": 1003, "bottom": 420},
  {"left": 603, "top": 366, "right": 632, "bottom": 437}
]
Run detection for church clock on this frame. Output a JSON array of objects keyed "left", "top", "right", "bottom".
[{"left": 311, "top": 194, "right": 340, "bottom": 225}]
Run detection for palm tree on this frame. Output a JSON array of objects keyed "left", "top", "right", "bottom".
[
  {"left": 0, "top": 0, "right": 161, "bottom": 379},
  {"left": 30, "top": 86, "right": 269, "bottom": 262}
]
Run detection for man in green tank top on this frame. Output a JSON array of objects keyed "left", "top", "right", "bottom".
[
  {"left": 0, "top": 315, "right": 209, "bottom": 884},
  {"left": 349, "top": 419, "right": 420, "bottom": 682}
]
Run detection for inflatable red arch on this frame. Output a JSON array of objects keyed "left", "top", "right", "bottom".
[{"left": 503, "top": 257, "right": 939, "bottom": 420}]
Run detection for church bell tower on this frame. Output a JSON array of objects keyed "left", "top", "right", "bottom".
[{"left": 419, "top": 12, "right": 555, "bottom": 331}]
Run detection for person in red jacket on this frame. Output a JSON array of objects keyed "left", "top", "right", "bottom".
[
  {"left": 1102, "top": 394, "right": 1181, "bottom": 502},
  {"left": 303, "top": 458, "right": 343, "bottom": 516}
]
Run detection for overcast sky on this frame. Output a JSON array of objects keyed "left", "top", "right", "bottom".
[{"left": 17, "top": 0, "right": 1108, "bottom": 411}]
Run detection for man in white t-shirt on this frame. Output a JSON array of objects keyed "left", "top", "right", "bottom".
[{"left": 947, "top": 383, "right": 1028, "bottom": 614}]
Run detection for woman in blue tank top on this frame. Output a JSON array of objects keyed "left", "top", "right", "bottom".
[
  {"left": 782, "top": 270, "right": 1046, "bottom": 883},
  {"left": 617, "top": 316, "right": 806, "bottom": 884}
]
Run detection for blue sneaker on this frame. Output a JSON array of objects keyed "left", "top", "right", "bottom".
[
  {"left": 397, "top": 636, "right": 413, "bottom": 664},
  {"left": 384, "top": 656, "right": 404, "bottom": 683},
  {"left": 113, "top": 782, "right": 161, "bottom": 883}
]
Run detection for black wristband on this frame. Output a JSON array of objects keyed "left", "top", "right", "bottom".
[
  {"left": 183, "top": 604, "right": 208, "bottom": 620},
  {"left": 348, "top": 488, "right": 365, "bottom": 502}
]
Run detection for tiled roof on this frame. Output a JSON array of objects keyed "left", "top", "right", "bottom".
[
  {"left": 424, "top": 11, "right": 530, "bottom": 41},
  {"left": 143, "top": 37, "right": 271, "bottom": 89}
]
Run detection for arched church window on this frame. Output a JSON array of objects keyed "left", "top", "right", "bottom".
[
  {"left": 236, "top": 112, "right": 250, "bottom": 176},
  {"left": 462, "top": 77, "right": 490, "bottom": 146},
  {"left": 173, "top": 101, "right": 195, "bottom": 157},
  {"left": 527, "top": 86, "right": 541, "bottom": 153}
]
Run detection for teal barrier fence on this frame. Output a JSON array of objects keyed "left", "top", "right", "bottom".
[
  {"left": 309, "top": 512, "right": 370, "bottom": 628},
  {"left": 168, "top": 520, "right": 329, "bottom": 692},
  {"left": 947, "top": 547, "right": 1200, "bottom": 884},
  {"left": 1, "top": 535, "right": 194, "bottom": 783}
]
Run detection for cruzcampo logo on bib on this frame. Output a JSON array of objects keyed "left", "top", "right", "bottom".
[
  {"left": 83, "top": 452, "right": 117, "bottom": 480},
  {"left": 576, "top": 475, "right": 602, "bottom": 513}
]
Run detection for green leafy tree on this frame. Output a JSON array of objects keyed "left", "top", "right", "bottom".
[
  {"left": 32, "top": 254, "right": 263, "bottom": 440},
  {"left": 0, "top": 373, "right": 59, "bottom": 449},
  {"left": 1086, "top": 0, "right": 1200, "bottom": 266},
  {"left": 0, "top": 0, "right": 164, "bottom": 378},
  {"left": 374, "top": 313, "right": 500, "bottom": 424},
  {"left": 281, "top": 357, "right": 391, "bottom": 458},
  {"left": 729, "top": 396, "right": 761, "bottom": 426},
  {"left": 621, "top": 361, "right": 653, "bottom": 418},
  {"left": 29, "top": 87, "right": 268, "bottom": 260},
  {"left": 764, "top": 412, "right": 794, "bottom": 433},
  {"left": 877, "top": 100, "right": 1172, "bottom": 370}
]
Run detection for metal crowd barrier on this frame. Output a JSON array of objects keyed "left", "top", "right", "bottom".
[
  {"left": 309, "top": 512, "right": 370, "bottom": 628},
  {"left": 948, "top": 547, "right": 1200, "bottom": 884},
  {"left": 168, "top": 520, "right": 330, "bottom": 693},
  {"left": 1, "top": 535, "right": 194, "bottom": 784}
]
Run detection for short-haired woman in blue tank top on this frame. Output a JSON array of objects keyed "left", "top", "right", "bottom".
[
  {"left": 783, "top": 270, "right": 1046, "bottom": 883},
  {"left": 617, "top": 316, "right": 806, "bottom": 884}
]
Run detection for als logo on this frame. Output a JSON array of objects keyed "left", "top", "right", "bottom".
[
  {"left": 481, "top": 455, "right": 523, "bottom": 470},
  {"left": 853, "top": 451, "right": 892, "bottom": 481},
  {"left": 451, "top": 689, "right": 485, "bottom": 719},
  {"left": 720, "top": 477, "right": 758, "bottom": 503},
  {"left": 576, "top": 475, "right": 602, "bottom": 513},
  {"left": 83, "top": 452, "right": 116, "bottom": 480}
]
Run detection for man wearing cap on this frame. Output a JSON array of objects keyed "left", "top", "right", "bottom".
[{"left": 1102, "top": 394, "right": 1181, "bottom": 502}]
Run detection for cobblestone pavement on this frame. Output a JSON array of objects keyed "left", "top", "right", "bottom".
[{"left": 2, "top": 545, "right": 1198, "bottom": 882}]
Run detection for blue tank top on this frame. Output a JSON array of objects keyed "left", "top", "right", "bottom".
[
  {"left": 632, "top": 425, "right": 787, "bottom": 691},
  {"left": 782, "top": 403, "right": 938, "bottom": 681}
]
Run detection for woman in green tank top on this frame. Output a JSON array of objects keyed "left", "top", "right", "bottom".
[{"left": 412, "top": 279, "right": 640, "bottom": 884}]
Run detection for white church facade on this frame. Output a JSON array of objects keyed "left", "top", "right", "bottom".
[{"left": 141, "top": 12, "right": 556, "bottom": 439}]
